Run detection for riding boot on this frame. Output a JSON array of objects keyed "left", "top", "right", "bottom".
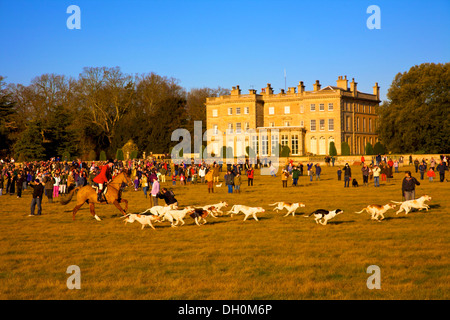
[{"left": 97, "top": 192, "right": 102, "bottom": 202}]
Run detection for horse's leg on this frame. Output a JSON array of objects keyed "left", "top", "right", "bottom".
[
  {"left": 72, "top": 204, "right": 83, "bottom": 221},
  {"left": 90, "top": 202, "right": 101, "bottom": 221},
  {"left": 120, "top": 199, "right": 128, "bottom": 212},
  {"left": 113, "top": 200, "right": 127, "bottom": 215}
]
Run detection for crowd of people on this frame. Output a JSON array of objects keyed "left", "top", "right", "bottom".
[{"left": 0, "top": 153, "right": 448, "bottom": 216}]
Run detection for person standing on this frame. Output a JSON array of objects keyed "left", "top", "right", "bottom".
[
  {"left": 247, "top": 166, "right": 254, "bottom": 186},
  {"left": 29, "top": 178, "right": 44, "bottom": 216},
  {"left": 427, "top": 167, "right": 436, "bottom": 182},
  {"left": 150, "top": 177, "right": 159, "bottom": 207},
  {"left": 436, "top": 160, "right": 448, "bottom": 182},
  {"left": 291, "top": 166, "right": 299, "bottom": 186},
  {"left": 44, "top": 174, "right": 54, "bottom": 203},
  {"left": 282, "top": 169, "right": 288, "bottom": 188},
  {"left": 361, "top": 163, "right": 369, "bottom": 187},
  {"left": 234, "top": 172, "right": 241, "bottom": 193},
  {"left": 373, "top": 165, "right": 381, "bottom": 187},
  {"left": 401, "top": 171, "right": 420, "bottom": 201},
  {"left": 337, "top": 167, "right": 342, "bottom": 181},
  {"left": 343, "top": 163, "right": 352, "bottom": 188},
  {"left": 141, "top": 173, "right": 149, "bottom": 198},
  {"left": 205, "top": 168, "right": 214, "bottom": 193},
  {"left": 315, "top": 163, "right": 321, "bottom": 181},
  {"left": 418, "top": 162, "right": 427, "bottom": 180},
  {"left": 16, "top": 173, "right": 24, "bottom": 198},
  {"left": 224, "top": 170, "right": 234, "bottom": 194}
]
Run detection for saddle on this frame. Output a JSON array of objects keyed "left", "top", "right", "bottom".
[{"left": 92, "top": 183, "right": 108, "bottom": 203}]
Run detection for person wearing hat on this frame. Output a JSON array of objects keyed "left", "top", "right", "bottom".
[
  {"left": 343, "top": 163, "right": 352, "bottom": 187},
  {"left": 93, "top": 160, "right": 114, "bottom": 202},
  {"left": 29, "top": 178, "right": 44, "bottom": 216}
]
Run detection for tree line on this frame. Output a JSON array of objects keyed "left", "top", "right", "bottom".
[
  {"left": 1, "top": 62, "right": 448, "bottom": 161},
  {"left": 0, "top": 67, "right": 229, "bottom": 161}
]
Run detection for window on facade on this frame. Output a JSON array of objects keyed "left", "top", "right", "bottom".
[
  {"left": 363, "top": 118, "right": 366, "bottom": 132},
  {"left": 284, "top": 106, "right": 290, "bottom": 114},
  {"left": 328, "top": 103, "right": 333, "bottom": 111},
  {"left": 310, "top": 104, "right": 316, "bottom": 111},
  {"left": 251, "top": 135, "right": 259, "bottom": 155},
  {"left": 281, "top": 135, "right": 289, "bottom": 147},
  {"left": 369, "top": 118, "right": 372, "bottom": 132},
  {"left": 320, "top": 119, "right": 325, "bottom": 131},
  {"left": 319, "top": 103, "right": 325, "bottom": 111},
  {"left": 270, "top": 122, "right": 275, "bottom": 127},
  {"left": 284, "top": 121, "right": 290, "bottom": 127},
  {"left": 261, "top": 134, "right": 268, "bottom": 156},
  {"left": 269, "top": 107, "right": 274, "bottom": 115},
  {"left": 300, "top": 120, "right": 304, "bottom": 127},
  {"left": 300, "top": 105, "right": 304, "bottom": 113},
  {"left": 245, "top": 122, "right": 250, "bottom": 131},
  {"left": 244, "top": 107, "right": 249, "bottom": 114},
  {"left": 328, "top": 119, "right": 334, "bottom": 131},
  {"left": 212, "top": 109, "right": 218, "bottom": 117},
  {"left": 227, "top": 123, "right": 233, "bottom": 134},
  {"left": 228, "top": 108, "right": 232, "bottom": 115},
  {"left": 357, "top": 117, "right": 360, "bottom": 132},
  {"left": 213, "top": 124, "right": 218, "bottom": 135},
  {"left": 236, "top": 107, "right": 241, "bottom": 115},
  {"left": 310, "top": 137, "right": 317, "bottom": 155},
  {"left": 291, "top": 135, "right": 299, "bottom": 155},
  {"left": 236, "top": 122, "right": 241, "bottom": 134},
  {"left": 310, "top": 119, "right": 316, "bottom": 131},
  {"left": 271, "top": 134, "right": 279, "bottom": 155}
]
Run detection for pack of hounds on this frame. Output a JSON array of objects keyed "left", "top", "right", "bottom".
[{"left": 122, "top": 195, "right": 432, "bottom": 230}]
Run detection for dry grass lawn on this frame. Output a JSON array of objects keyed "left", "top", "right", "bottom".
[{"left": 0, "top": 164, "right": 449, "bottom": 300}]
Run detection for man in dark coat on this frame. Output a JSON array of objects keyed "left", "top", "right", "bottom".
[
  {"left": 29, "top": 178, "right": 45, "bottom": 216},
  {"left": 343, "top": 163, "right": 352, "bottom": 188},
  {"left": 436, "top": 160, "right": 448, "bottom": 182},
  {"left": 401, "top": 171, "right": 420, "bottom": 201}
]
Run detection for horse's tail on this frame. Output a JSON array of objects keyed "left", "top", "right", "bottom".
[{"left": 60, "top": 187, "right": 81, "bottom": 205}]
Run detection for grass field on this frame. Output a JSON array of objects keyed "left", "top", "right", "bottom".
[{"left": 0, "top": 164, "right": 449, "bottom": 300}]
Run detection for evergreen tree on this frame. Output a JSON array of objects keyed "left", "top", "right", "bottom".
[
  {"left": 13, "top": 122, "right": 46, "bottom": 161},
  {"left": 329, "top": 141, "right": 337, "bottom": 157},
  {"left": 341, "top": 141, "right": 350, "bottom": 156}
]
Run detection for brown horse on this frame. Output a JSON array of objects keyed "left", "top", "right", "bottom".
[{"left": 60, "top": 171, "right": 133, "bottom": 221}]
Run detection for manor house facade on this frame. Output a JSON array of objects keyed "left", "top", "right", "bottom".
[{"left": 205, "top": 76, "right": 380, "bottom": 157}]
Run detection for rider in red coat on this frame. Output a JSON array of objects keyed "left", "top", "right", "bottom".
[{"left": 93, "top": 160, "right": 114, "bottom": 202}]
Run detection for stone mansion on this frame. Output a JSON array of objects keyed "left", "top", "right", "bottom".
[{"left": 205, "top": 76, "right": 380, "bottom": 157}]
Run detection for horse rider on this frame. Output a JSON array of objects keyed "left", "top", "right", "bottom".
[{"left": 93, "top": 160, "right": 114, "bottom": 202}]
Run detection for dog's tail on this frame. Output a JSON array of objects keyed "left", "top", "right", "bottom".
[
  {"left": 59, "top": 187, "right": 81, "bottom": 205},
  {"left": 268, "top": 202, "right": 279, "bottom": 206},
  {"left": 303, "top": 210, "right": 316, "bottom": 217},
  {"left": 390, "top": 200, "right": 403, "bottom": 204},
  {"left": 225, "top": 205, "right": 236, "bottom": 215},
  {"left": 355, "top": 208, "right": 367, "bottom": 214}
]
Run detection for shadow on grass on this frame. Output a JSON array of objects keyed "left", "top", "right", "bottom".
[
  {"left": 327, "top": 220, "right": 355, "bottom": 225},
  {"left": 429, "top": 204, "right": 441, "bottom": 209}
]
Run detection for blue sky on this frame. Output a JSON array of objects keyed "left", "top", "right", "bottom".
[{"left": 0, "top": 0, "right": 449, "bottom": 101}]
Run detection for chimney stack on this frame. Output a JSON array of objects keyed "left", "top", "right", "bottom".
[
  {"left": 231, "top": 85, "right": 241, "bottom": 96},
  {"left": 297, "top": 81, "right": 305, "bottom": 94},
  {"left": 373, "top": 82, "right": 380, "bottom": 100},
  {"left": 313, "top": 80, "right": 321, "bottom": 91},
  {"left": 336, "top": 75, "right": 348, "bottom": 90},
  {"left": 350, "top": 78, "right": 357, "bottom": 96}
]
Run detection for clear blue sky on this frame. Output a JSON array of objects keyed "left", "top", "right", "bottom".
[{"left": 1, "top": 0, "right": 449, "bottom": 101}]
